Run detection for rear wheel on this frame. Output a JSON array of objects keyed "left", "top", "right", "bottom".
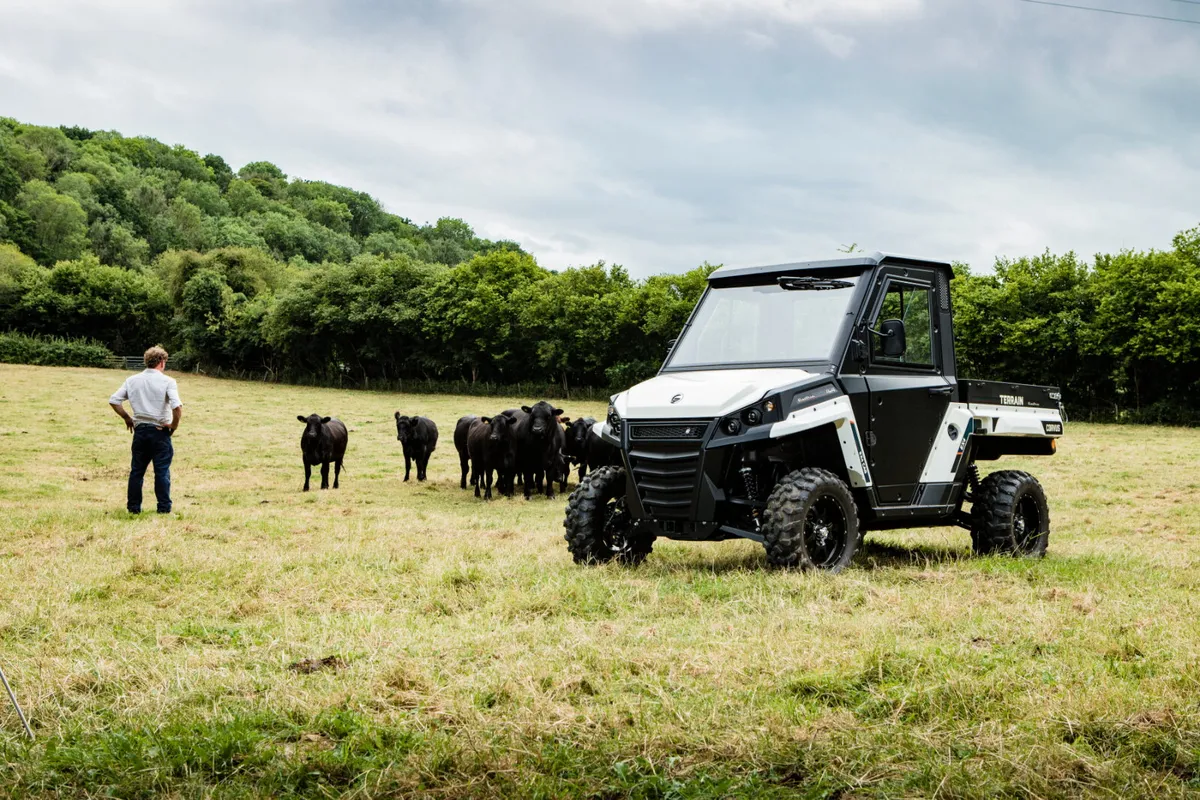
[
  {"left": 564, "top": 467, "right": 654, "bottom": 566},
  {"left": 762, "top": 468, "right": 860, "bottom": 572},
  {"left": 970, "top": 469, "right": 1049, "bottom": 556}
]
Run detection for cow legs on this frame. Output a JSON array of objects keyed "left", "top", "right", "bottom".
[
  {"left": 333, "top": 459, "right": 342, "bottom": 489},
  {"left": 472, "top": 463, "right": 481, "bottom": 498},
  {"left": 403, "top": 453, "right": 412, "bottom": 482},
  {"left": 303, "top": 462, "right": 312, "bottom": 492},
  {"left": 320, "top": 462, "right": 330, "bottom": 490},
  {"left": 523, "top": 470, "right": 533, "bottom": 499},
  {"left": 460, "top": 455, "right": 469, "bottom": 489},
  {"left": 484, "top": 468, "right": 494, "bottom": 500},
  {"left": 417, "top": 454, "right": 429, "bottom": 481}
]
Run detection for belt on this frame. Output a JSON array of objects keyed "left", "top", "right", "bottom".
[{"left": 135, "top": 423, "right": 170, "bottom": 430}]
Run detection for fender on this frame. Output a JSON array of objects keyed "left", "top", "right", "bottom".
[
  {"left": 594, "top": 420, "right": 621, "bottom": 448},
  {"left": 768, "top": 395, "right": 872, "bottom": 488},
  {"left": 919, "top": 402, "right": 1065, "bottom": 483}
]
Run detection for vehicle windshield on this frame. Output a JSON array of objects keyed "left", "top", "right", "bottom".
[{"left": 665, "top": 275, "right": 860, "bottom": 369}]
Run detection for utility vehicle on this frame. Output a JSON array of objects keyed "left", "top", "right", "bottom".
[{"left": 564, "top": 252, "right": 1064, "bottom": 572}]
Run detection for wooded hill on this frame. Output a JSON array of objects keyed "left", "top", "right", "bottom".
[{"left": 0, "top": 118, "right": 1197, "bottom": 422}]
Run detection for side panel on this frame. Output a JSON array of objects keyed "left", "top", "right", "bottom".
[
  {"left": 968, "top": 403, "right": 1065, "bottom": 436},
  {"left": 917, "top": 402, "right": 975, "bottom": 483},
  {"left": 768, "top": 395, "right": 872, "bottom": 488}
]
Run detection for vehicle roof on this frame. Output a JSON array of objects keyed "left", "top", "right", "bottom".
[{"left": 707, "top": 251, "right": 953, "bottom": 282}]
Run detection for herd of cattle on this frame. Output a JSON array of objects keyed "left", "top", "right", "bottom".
[{"left": 297, "top": 400, "right": 618, "bottom": 498}]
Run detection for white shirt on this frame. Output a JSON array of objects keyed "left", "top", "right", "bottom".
[{"left": 109, "top": 369, "right": 183, "bottom": 427}]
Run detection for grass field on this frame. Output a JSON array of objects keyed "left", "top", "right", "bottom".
[{"left": 0, "top": 364, "right": 1198, "bottom": 798}]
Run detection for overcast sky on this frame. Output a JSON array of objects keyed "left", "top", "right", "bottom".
[{"left": 1, "top": 0, "right": 1197, "bottom": 275}]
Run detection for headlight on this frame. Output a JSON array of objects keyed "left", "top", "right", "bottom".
[
  {"left": 607, "top": 405, "right": 623, "bottom": 434},
  {"left": 720, "top": 395, "right": 784, "bottom": 437}
]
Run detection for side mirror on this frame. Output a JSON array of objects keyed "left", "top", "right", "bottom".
[{"left": 878, "top": 319, "right": 906, "bottom": 358}]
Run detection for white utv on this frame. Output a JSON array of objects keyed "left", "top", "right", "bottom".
[{"left": 564, "top": 252, "right": 1064, "bottom": 572}]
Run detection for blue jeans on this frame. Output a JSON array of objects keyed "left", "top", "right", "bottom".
[{"left": 128, "top": 425, "right": 173, "bottom": 513}]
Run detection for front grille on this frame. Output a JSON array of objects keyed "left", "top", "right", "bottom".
[
  {"left": 629, "top": 422, "right": 707, "bottom": 440},
  {"left": 629, "top": 446, "right": 702, "bottom": 518}
]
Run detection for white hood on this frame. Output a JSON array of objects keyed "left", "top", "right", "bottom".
[{"left": 614, "top": 368, "right": 816, "bottom": 419}]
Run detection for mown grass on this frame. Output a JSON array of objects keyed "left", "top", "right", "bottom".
[{"left": 0, "top": 364, "right": 1198, "bottom": 798}]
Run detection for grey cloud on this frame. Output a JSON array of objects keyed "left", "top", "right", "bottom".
[{"left": 0, "top": 0, "right": 1196, "bottom": 275}]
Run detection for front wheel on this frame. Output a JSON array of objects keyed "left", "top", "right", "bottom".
[
  {"left": 563, "top": 467, "right": 654, "bottom": 566},
  {"left": 762, "top": 468, "right": 860, "bottom": 572},
  {"left": 970, "top": 470, "right": 1049, "bottom": 556}
]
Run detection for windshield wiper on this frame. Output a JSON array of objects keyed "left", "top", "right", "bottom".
[{"left": 777, "top": 275, "right": 854, "bottom": 291}]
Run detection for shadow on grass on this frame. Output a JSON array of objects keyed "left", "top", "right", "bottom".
[
  {"left": 856, "top": 539, "right": 970, "bottom": 571},
  {"left": 648, "top": 549, "right": 767, "bottom": 576},
  {"left": 647, "top": 539, "right": 973, "bottom": 576}
]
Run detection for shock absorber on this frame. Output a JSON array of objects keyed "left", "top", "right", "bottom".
[
  {"left": 739, "top": 463, "right": 760, "bottom": 530},
  {"left": 740, "top": 464, "right": 758, "bottom": 502},
  {"left": 966, "top": 464, "right": 981, "bottom": 502}
]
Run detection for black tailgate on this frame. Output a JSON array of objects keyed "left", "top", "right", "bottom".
[{"left": 959, "top": 380, "right": 1061, "bottom": 410}]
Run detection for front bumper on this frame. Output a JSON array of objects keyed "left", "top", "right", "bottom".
[{"left": 609, "top": 418, "right": 740, "bottom": 541}]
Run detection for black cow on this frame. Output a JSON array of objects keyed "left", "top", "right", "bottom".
[
  {"left": 562, "top": 416, "right": 594, "bottom": 482},
  {"left": 394, "top": 413, "right": 438, "bottom": 482},
  {"left": 453, "top": 414, "right": 479, "bottom": 489},
  {"left": 500, "top": 408, "right": 526, "bottom": 488},
  {"left": 584, "top": 424, "right": 621, "bottom": 472},
  {"left": 514, "top": 400, "right": 564, "bottom": 499},
  {"left": 562, "top": 416, "right": 621, "bottom": 482},
  {"left": 297, "top": 414, "right": 348, "bottom": 491},
  {"left": 467, "top": 414, "right": 518, "bottom": 500}
]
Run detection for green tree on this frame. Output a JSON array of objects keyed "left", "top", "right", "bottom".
[
  {"left": 0, "top": 134, "right": 48, "bottom": 182},
  {"left": 304, "top": 198, "right": 352, "bottom": 233},
  {"left": 238, "top": 161, "right": 287, "bottom": 198},
  {"left": 9, "top": 254, "right": 170, "bottom": 350},
  {"left": 513, "top": 263, "right": 638, "bottom": 392},
  {"left": 165, "top": 197, "right": 212, "bottom": 251},
  {"left": 265, "top": 254, "right": 441, "bottom": 382},
  {"left": 0, "top": 243, "right": 45, "bottom": 315},
  {"left": 420, "top": 250, "right": 547, "bottom": 382},
  {"left": 177, "top": 179, "right": 229, "bottom": 217},
  {"left": 18, "top": 126, "right": 76, "bottom": 174},
  {"left": 203, "top": 154, "right": 234, "bottom": 191},
  {"left": 1085, "top": 248, "right": 1200, "bottom": 421},
  {"left": 16, "top": 180, "right": 90, "bottom": 264},
  {"left": 88, "top": 219, "right": 150, "bottom": 268},
  {"left": 224, "top": 179, "right": 267, "bottom": 214}
]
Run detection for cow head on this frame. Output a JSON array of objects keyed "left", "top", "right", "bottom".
[
  {"left": 521, "top": 401, "right": 564, "bottom": 438},
  {"left": 565, "top": 417, "right": 594, "bottom": 458},
  {"left": 297, "top": 414, "right": 331, "bottom": 441},
  {"left": 394, "top": 412, "right": 414, "bottom": 442},
  {"left": 481, "top": 413, "right": 515, "bottom": 443}
]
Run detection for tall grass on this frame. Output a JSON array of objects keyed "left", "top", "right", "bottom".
[{"left": 0, "top": 364, "right": 1197, "bottom": 797}]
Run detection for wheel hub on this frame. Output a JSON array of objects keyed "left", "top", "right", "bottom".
[
  {"left": 804, "top": 496, "right": 848, "bottom": 567},
  {"left": 604, "top": 499, "right": 632, "bottom": 554}
]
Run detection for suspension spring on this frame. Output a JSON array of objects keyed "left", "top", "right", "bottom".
[
  {"left": 740, "top": 465, "right": 759, "bottom": 502},
  {"left": 965, "top": 464, "right": 981, "bottom": 502},
  {"left": 739, "top": 465, "right": 761, "bottom": 529}
]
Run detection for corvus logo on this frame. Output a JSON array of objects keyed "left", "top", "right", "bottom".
[{"left": 670, "top": 393, "right": 683, "bottom": 404}]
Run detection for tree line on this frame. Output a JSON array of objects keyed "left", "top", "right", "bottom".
[{"left": 1, "top": 118, "right": 1197, "bottom": 422}]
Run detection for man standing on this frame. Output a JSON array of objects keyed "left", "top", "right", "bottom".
[{"left": 108, "top": 346, "right": 183, "bottom": 514}]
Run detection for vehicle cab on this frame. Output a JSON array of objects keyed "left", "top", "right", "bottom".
[{"left": 566, "top": 252, "right": 1064, "bottom": 571}]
